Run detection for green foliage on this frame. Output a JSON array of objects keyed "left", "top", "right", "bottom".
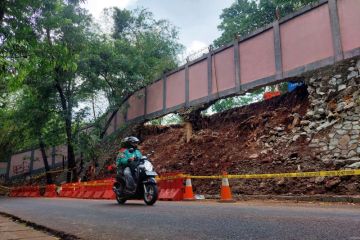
[
  {"left": 80, "top": 8, "right": 183, "bottom": 109},
  {"left": 146, "top": 113, "right": 183, "bottom": 126},
  {"left": 210, "top": 91, "right": 264, "bottom": 113},
  {"left": 214, "top": 0, "right": 319, "bottom": 47},
  {"left": 0, "top": 1, "right": 184, "bottom": 179}
]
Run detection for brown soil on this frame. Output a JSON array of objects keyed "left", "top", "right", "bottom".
[{"left": 137, "top": 86, "right": 360, "bottom": 196}]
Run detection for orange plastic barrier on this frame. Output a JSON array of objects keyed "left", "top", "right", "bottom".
[
  {"left": 8, "top": 179, "right": 117, "bottom": 200},
  {"left": 69, "top": 183, "right": 81, "bottom": 198},
  {"left": 10, "top": 186, "right": 40, "bottom": 197},
  {"left": 17, "top": 187, "right": 26, "bottom": 197},
  {"left": 102, "top": 179, "right": 115, "bottom": 199},
  {"left": 93, "top": 180, "right": 106, "bottom": 199},
  {"left": 82, "top": 181, "right": 96, "bottom": 199},
  {"left": 158, "top": 173, "right": 184, "bottom": 201},
  {"left": 22, "top": 186, "right": 32, "bottom": 197},
  {"left": 9, "top": 187, "right": 22, "bottom": 197},
  {"left": 75, "top": 184, "right": 86, "bottom": 198},
  {"left": 59, "top": 183, "right": 77, "bottom": 197},
  {"left": 44, "top": 184, "right": 57, "bottom": 197},
  {"left": 263, "top": 91, "right": 281, "bottom": 100},
  {"left": 28, "top": 186, "right": 40, "bottom": 197}
]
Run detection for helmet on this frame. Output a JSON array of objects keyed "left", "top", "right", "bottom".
[{"left": 122, "top": 136, "right": 140, "bottom": 148}]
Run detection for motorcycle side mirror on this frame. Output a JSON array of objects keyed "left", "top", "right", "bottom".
[{"left": 128, "top": 148, "right": 134, "bottom": 153}]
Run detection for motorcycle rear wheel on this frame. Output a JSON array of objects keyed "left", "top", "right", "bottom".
[{"left": 143, "top": 183, "right": 158, "bottom": 206}]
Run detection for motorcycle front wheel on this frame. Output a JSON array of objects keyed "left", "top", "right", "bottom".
[
  {"left": 143, "top": 183, "right": 158, "bottom": 206},
  {"left": 115, "top": 182, "right": 127, "bottom": 205}
]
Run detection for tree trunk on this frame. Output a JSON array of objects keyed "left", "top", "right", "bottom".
[
  {"left": 91, "top": 94, "right": 96, "bottom": 120},
  {"left": 55, "top": 79, "right": 77, "bottom": 183},
  {"left": 66, "top": 139, "right": 77, "bottom": 183},
  {"left": 0, "top": 1, "right": 6, "bottom": 24},
  {"left": 39, "top": 138, "right": 53, "bottom": 184}
]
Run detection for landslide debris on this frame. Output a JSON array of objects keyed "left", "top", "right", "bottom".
[{"left": 137, "top": 84, "right": 359, "bottom": 196}]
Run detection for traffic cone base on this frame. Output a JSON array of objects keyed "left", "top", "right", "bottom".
[{"left": 183, "top": 178, "right": 195, "bottom": 201}]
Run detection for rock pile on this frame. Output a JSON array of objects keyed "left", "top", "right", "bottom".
[{"left": 291, "top": 58, "right": 360, "bottom": 168}]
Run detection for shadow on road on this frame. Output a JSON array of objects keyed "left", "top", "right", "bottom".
[{"left": 96, "top": 201, "right": 152, "bottom": 208}]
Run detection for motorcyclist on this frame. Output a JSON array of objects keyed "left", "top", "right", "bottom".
[{"left": 116, "top": 136, "right": 143, "bottom": 193}]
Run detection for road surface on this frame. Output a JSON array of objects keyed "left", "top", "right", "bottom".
[{"left": 0, "top": 197, "right": 359, "bottom": 240}]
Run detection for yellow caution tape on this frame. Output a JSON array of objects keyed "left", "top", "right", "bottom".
[
  {"left": 157, "top": 169, "right": 360, "bottom": 180},
  {"left": 29, "top": 168, "right": 76, "bottom": 180},
  {"left": 3, "top": 170, "right": 360, "bottom": 191}
]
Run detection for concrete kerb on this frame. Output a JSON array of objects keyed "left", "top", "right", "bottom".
[{"left": 0, "top": 211, "right": 79, "bottom": 240}]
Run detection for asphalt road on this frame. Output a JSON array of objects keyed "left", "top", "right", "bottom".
[{"left": 0, "top": 197, "right": 360, "bottom": 240}]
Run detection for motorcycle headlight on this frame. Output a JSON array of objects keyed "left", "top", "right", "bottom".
[{"left": 144, "top": 161, "right": 154, "bottom": 171}]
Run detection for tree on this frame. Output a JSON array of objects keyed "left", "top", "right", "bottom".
[
  {"left": 11, "top": 86, "right": 60, "bottom": 184},
  {"left": 1, "top": 1, "right": 184, "bottom": 182},
  {"left": 0, "top": 0, "right": 44, "bottom": 166},
  {"left": 30, "top": 0, "right": 94, "bottom": 182},
  {"left": 80, "top": 7, "right": 183, "bottom": 112},
  {"left": 2, "top": 0, "right": 95, "bottom": 182}
]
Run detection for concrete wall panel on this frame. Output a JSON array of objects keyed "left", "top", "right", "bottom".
[
  {"left": 146, "top": 80, "right": 163, "bottom": 114},
  {"left": 239, "top": 30, "right": 276, "bottom": 84},
  {"left": 281, "top": 4, "right": 334, "bottom": 72},
  {"left": 0, "top": 162, "right": 7, "bottom": 178},
  {"left": 55, "top": 145, "right": 67, "bottom": 165},
  {"left": 212, "top": 47, "right": 235, "bottom": 94},
  {"left": 9, "top": 152, "right": 32, "bottom": 177},
  {"left": 338, "top": 0, "right": 360, "bottom": 52},
  {"left": 115, "top": 108, "right": 126, "bottom": 130},
  {"left": 0, "top": 162, "right": 7, "bottom": 172},
  {"left": 189, "top": 60, "right": 208, "bottom": 101},
  {"left": 104, "top": 112, "right": 115, "bottom": 136},
  {"left": 32, "top": 149, "right": 45, "bottom": 170},
  {"left": 127, "top": 89, "right": 145, "bottom": 120},
  {"left": 166, "top": 70, "right": 185, "bottom": 108},
  {"left": 106, "top": 115, "right": 116, "bottom": 136}
]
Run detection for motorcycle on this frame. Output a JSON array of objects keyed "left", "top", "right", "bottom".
[{"left": 112, "top": 153, "right": 158, "bottom": 206}]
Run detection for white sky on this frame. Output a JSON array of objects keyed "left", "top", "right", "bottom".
[{"left": 82, "top": 0, "right": 234, "bottom": 57}]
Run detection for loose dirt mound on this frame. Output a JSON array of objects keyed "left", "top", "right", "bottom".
[{"left": 139, "top": 86, "right": 360, "bottom": 195}]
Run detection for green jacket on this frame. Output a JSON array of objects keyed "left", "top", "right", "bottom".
[{"left": 116, "top": 148, "right": 143, "bottom": 167}]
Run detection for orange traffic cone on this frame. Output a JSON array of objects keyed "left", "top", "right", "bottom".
[
  {"left": 183, "top": 178, "right": 195, "bottom": 201},
  {"left": 219, "top": 173, "right": 236, "bottom": 203}
]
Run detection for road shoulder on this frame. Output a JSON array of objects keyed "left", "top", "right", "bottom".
[{"left": 0, "top": 215, "right": 59, "bottom": 240}]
